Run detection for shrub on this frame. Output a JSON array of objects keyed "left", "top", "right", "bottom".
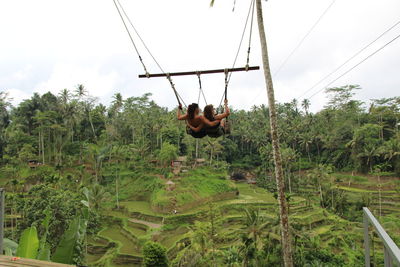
[{"left": 142, "top": 241, "right": 168, "bottom": 267}]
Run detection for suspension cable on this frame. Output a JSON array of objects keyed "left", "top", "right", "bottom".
[
  {"left": 273, "top": 0, "right": 337, "bottom": 76},
  {"left": 308, "top": 32, "right": 400, "bottom": 99},
  {"left": 298, "top": 19, "right": 400, "bottom": 99}
]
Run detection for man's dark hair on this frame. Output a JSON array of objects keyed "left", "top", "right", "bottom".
[
  {"left": 204, "top": 104, "right": 215, "bottom": 121},
  {"left": 187, "top": 103, "right": 199, "bottom": 120}
]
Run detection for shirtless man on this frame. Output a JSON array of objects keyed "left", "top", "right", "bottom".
[
  {"left": 177, "top": 103, "right": 220, "bottom": 138},
  {"left": 187, "top": 99, "right": 230, "bottom": 138}
]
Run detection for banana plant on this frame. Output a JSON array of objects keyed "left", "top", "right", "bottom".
[
  {"left": 6, "top": 188, "right": 90, "bottom": 265},
  {"left": 3, "top": 238, "right": 18, "bottom": 256},
  {"left": 37, "top": 209, "right": 52, "bottom": 261},
  {"left": 52, "top": 187, "right": 90, "bottom": 264},
  {"left": 16, "top": 226, "right": 39, "bottom": 258}
]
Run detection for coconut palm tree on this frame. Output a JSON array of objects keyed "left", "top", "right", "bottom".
[
  {"left": 254, "top": 1, "right": 293, "bottom": 264},
  {"left": 301, "top": 99, "right": 311, "bottom": 115},
  {"left": 89, "top": 184, "right": 110, "bottom": 211},
  {"left": 209, "top": 1, "right": 294, "bottom": 262}
]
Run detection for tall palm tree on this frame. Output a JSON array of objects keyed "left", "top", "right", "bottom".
[
  {"left": 210, "top": 1, "right": 294, "bottom": 261},
  {"left": 59, "top": 89, "right": 71, "bottom": 105},
  {"left": 299, "top": 133, "right": 313, "bottom": 162},
  {"left": 255, "top": 1, "right": 293, "bottom": 265},
  {"left": 301, "top": 99, "right": 311, "bottom": 115},
  {"left": 204, "top": 138, "right": 224, "bottom": 165},
  {"left": 89, "top": 184, "right": 110, "bottom": 211},
  {"left": 74, "top": 84, "right": 87, "bottom": 98},
  {"left": 112, "top": 93, "right": 124, "bottom": 113}
]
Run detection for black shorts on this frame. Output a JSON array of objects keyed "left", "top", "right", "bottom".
[
  {"left": 186, "top": 127, "right": 207, "bottom": 139},
  {"left": 206, "top": 125, "right": 225, "bottom": 138}
]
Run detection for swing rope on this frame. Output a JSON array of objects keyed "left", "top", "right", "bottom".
[
  {"left": 197, "top": 73, "right": 208, "bottom": 106},
  {"left": 218, "top": 0, "right": 255, "bottom": 108},
  {"left": 112, "top": 0, "right": 149, "bottom": 76},
  {"left": 166, "top": 74, "right": 186, "bottom": 107},
  {"left": 246, "top": 0, "right": 256, "bottom": 71},
  {"left": 115, "top": 0, "right": 165, "bottom": 75},
  {"left": 113, "top": 0, "right": 187, "bottom": 107},
  {"left": 113, "top": 0, "right": 255, "bottom": 110}
]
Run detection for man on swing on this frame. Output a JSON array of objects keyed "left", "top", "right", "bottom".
[{"left": 177, "top": 99, "right": 230, "bottom": 138}]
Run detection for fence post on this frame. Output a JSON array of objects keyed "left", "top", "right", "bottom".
[
  {"left": 384, "top": 246, "right": 393, "bottom": 267},
  {"left": 0, "top": 188, "right": 4, "bottom": 255},
  {"left": 364, "top": 208, "right": 370, "bottom": 267}
]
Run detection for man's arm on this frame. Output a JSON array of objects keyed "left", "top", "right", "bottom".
[
  {"left": 201, "top": 116, "right": 221, "bottom": 127},
  {"left": 187, "top": 121, "right": 204, "bottom": 132},
  {"left": 215, "top": 99, "right": 230, "bottom": 120},
  {"left": 177, "top": 105, "right": 187, "bottom": 120}
]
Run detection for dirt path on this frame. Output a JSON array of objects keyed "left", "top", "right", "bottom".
[{"left": 129, "top": 218, "right": 162, "bottom": 229}]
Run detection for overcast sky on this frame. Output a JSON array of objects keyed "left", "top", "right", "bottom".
[{"left": 0, "top": 0, "right": 399, "bottom": 112}]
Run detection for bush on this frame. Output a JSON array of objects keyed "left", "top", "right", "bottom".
[{"left": 142, "top": 241, "right": 168, "bottom": 267}]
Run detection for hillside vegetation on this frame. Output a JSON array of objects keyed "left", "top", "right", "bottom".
[{"left": 0, "top": 85, "right": 398, "bottom": 266}]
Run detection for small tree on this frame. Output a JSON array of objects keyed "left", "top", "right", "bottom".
[
  {"left": 158, "top": 142, "right": 177, "bottom": 167},
  {"left": 142, "top": 241, "right": 168, "bottom": 267},
  {"left": 19, "top": 144, "right": 36, "bottom": 163}
]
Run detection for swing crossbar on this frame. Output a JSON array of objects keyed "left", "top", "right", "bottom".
[{"left": 138, "top": 66, "right": 260, "bottom": 78}]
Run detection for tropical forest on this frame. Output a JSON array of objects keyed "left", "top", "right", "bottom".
[
  {"left": 0, "top": 83, "right": 399, "bottom": 266},
  {"left": 1, "top": 0, "right": 400, "bottom": 266}
]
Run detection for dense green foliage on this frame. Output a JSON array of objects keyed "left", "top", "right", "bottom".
[
  {"left": 142, "top": 241, "right": 169, "bottom": 267},
  {"left": 0, "top": 85, "right": 398, "bottom": 266}
]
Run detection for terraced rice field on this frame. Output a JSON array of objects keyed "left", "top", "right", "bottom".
[
  {"left": 87, "top": 174, "right": 400, "bottom": 266},
  {"left": 100, "top": 225, "right": 140, "bottom": 256}
]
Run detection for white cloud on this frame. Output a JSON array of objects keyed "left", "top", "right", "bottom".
[
  {"left": 0, "top": 0, "right": 399, "bottom": 111},
  {"left": 6, "top": 88, "right": 32, "bottom": 106},
  {"left": 34, "top": 64, "right": 119, "bottom": 98}
]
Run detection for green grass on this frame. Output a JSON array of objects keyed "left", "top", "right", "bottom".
[
  {"left": 333, "top": 173, "right": 369, "bottom": 183},
  {"left": 338, "top": 186, "right": 396, "bottom": 193},
  {"left": 93, "top": 170, "right": 399, "bottom": 266},
  {"left": 99, "top": 225, "right": 140, "bottom": 256},
  {"left": 235, "top": 183, "right": 275, "bottom": 202},
  {"left": 126, "top": 221, "right": 148, "bottom": 237},
  {"left": 120, "top": 201, "right": 158, "bottom": 216},
  {"left": 160, "top": 226, "right": 189, "bottom": 249},
  {"left": 151, "top": 167, "right": 237, "bottom": 210},
  {"left": 113, "top": 169, "right": 164, "bottom": 201}
]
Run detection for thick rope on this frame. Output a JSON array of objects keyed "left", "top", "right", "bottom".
[
  {"left": 196, "top": 73, "right": 208, "bottom": 106},
  {"left": 115, "top": 0, "right": 165, "bottom": 75},
  {"left": 112, "top": 0, "right": 149, "bottom": 76},
  {"left": 246, "top": 0, "right": 256, "bottom": 71},
  {"left": 166, "top": 74, "right": 187, "bottom": 107},
  {"left": 228, "top": 0, "right": 255, "bottom": 84},
  {"left": 217, "top": 0, "right": 255, "bottom": 106},
  {"left": 224, "top": 69, "right": 229, "bottom": 101},
  {"left": 114, "top": 0, "right": 187, "bottom": 106}
]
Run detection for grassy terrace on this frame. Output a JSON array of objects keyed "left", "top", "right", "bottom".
[{"left": 87, "top": 169, "right": 399, "bottom": 267}]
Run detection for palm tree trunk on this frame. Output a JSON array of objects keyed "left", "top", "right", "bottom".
[
  {"left": 38, "top": 130, "right": 41, "bottom": 159},
  {"left": 256, "top": 0, "right": 293, "bottom": 266},
  {"left": 116, "top": 170, "right": 120, "bottom": 209},
  {"left": 89, "top": 112, "right": 97, "bottom": 142},
  {"left": 41, "top": 129, "right": 45, "bottom": 164}
]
